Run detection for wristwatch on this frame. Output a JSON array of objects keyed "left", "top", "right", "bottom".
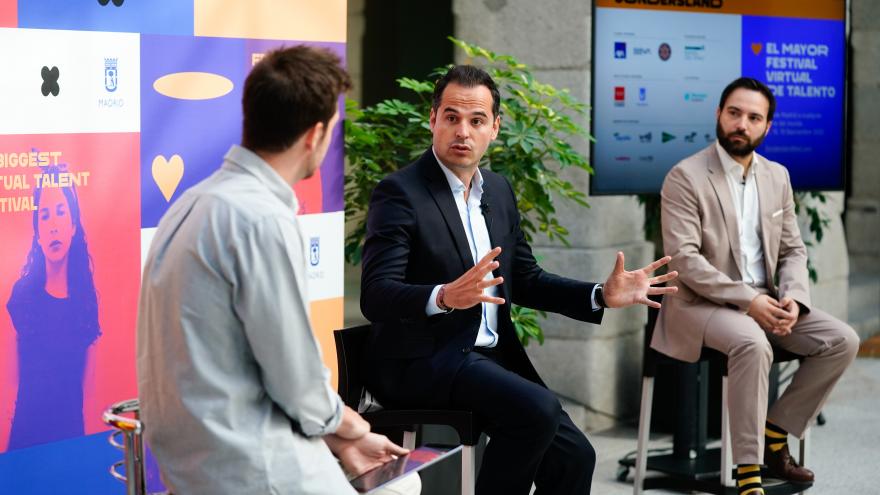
[{"left": 595, "top": 284, "right": 607, "bottom": 309}]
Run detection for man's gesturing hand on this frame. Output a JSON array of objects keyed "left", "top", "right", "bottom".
[
  {"left": 602, "top": 252, "right": 679, "bottom": 309},
  {"left": 440, "top": 247, "right": 505, "bottom": 310}
]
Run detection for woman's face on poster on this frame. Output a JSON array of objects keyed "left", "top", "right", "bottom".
[{"left": 37, "top": 187, "right": 76, "bottom": 264}]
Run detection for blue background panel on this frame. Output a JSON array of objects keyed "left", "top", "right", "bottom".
[
  {"left": 18, "top": 0, "right": 193, "bottom": 36},
  {"left": 0, "top": 431, "right": 163, "bottom": 494},
  {"left": 741, "top": 16, "right": 845, "bottom": 190}
]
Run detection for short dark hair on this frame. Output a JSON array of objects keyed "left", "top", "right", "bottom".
[
  {"left": 432, "top": 65, "right": 501, "bottom": 118},
  {"left": 242, "top": 45, "right": 351, "bottom": 153},
  {"left": 718, "top": 77, "right": 776, "bottom": 121}
]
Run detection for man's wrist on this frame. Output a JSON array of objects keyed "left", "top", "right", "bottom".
[
  {"left": 437, "top": 285, "right": 453, "bottom": 312},
  {"left": 594, "top": 283, "right": 607, "bottom": 309}
]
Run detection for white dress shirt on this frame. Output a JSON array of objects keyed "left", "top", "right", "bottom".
[
  {"left": 426, "top": 149, "right": 500, "bottom": 347},
  {"left": 715, "top": 140, "right": 766, "bottom": 286}
]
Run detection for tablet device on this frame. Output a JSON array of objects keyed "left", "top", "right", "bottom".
[{"left": 350, "top": 444, "right": 463, "bottom": 494}]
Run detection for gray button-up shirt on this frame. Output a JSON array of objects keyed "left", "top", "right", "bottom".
[{"left": 137, "top": 145, "right": 354, "bottom": 495}]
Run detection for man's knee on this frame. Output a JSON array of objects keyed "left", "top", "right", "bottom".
[
  {"left": 731, "top": 335, "right": 773, "bottom": 365},
  {"left": 840, "top": 324, "right": 860, "bottom": 360},
  {"left": 523, "top": 388, "right": 562, "bottom": 438},
  {"left": 574, "top": 434, "right": 596, "bottom": 471}
]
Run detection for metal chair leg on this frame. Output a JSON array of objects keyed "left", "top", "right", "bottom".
[
  {"left": 461, "top": 445, "right": 476, "bottom": 495},
  {"left": 799, "top": 427, "right": 810, "bottom": 468},
  {"left": 721, "top": 376, "right": 733, "bottom": 487},
  {"left": 633, "top": 376, "right": 654, "bottom": 495},
  {"left": 797, "top": 427, "right": 811, "bottom": 494}
]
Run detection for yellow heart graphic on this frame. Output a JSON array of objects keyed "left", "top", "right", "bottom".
[
  {"left": 751, "top": 43, "right": 763, "bottom": 56},
  {"left": 152, "top": 154, "right": 184, "bottom": 202}
]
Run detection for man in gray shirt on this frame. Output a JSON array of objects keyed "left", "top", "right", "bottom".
[{"left": 137, "top": 46, "right": 407, "bottom": 495}]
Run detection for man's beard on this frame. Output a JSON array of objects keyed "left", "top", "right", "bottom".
[{"left": 716, "top": 121, "right": 767, "bottom": 157}]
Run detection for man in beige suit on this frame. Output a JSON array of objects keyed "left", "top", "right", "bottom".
[{"left": 654, "top": 77, "right": 859, "bottom": 495}]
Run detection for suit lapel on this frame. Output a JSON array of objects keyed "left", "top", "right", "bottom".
[
  {"left": 480, "top": 186, "right": 501, "bottom": 245},
  {"left": 419, "top": 151, "right": 474, "bottom": 272},
  {"left": 706, "top": 147, "right": 746, "bottom": 278},
  {"left": 754, "top": 157, "right": 776, "bottom": 281}
]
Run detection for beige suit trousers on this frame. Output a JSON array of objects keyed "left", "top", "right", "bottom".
[{"left": 703, "top": 305, "right": 859, "bottom": 464}]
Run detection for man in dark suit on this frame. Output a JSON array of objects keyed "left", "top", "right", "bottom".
[{"left": 360, "top": 65, "right": 678, "bottom": 494}]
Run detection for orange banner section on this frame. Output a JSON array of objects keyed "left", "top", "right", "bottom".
[
  {"left": 195, "top": 0, "right": 346, "bottom": 42},
  {"left": 0, "top": 2, "right": 15, "bottom": 27},
  {"left": 596, "top": 0, "right": 844, "bottom": 20},
  {"left": 310, "top": 297, "right": 344, "bottom": 390}
]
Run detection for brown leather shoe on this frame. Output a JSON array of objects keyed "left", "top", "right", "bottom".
[{"left": 764, "top": 444, "right": 814, "bottom": 483}]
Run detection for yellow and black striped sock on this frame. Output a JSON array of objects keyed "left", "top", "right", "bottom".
[
  {"left": 736, "top": 464, "right": 764, "bottom": 495},
  {"left": 765, "top": 421, "right": 788, "bottom": 453}
]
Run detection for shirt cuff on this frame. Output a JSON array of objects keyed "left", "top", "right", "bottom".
[
  {"left": 426, "top": 285, "right": 445, "bottom": 316},
  {"left": 589, "top": 284, "right": 601, "bottom": 311}
]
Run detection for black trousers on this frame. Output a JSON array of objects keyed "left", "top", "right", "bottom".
[{"left": 449, "top": 348, "right": 596, "bottom": 495}]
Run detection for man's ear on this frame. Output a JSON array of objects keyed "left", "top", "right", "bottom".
[
  {"left": 491, "top": 114, "right": 501, "bottom": 140},
  {"left": 765, "top": 120, "right": 773, "bottom": 135},
  {"left": 303, "top": 121, "right": 326, "bottom": 151},
  {"left": 429, "top": 107, "right": 437, "bottom": 131},
  {"left": 715, "top": 107, "right": 721, "bottom": 121}
]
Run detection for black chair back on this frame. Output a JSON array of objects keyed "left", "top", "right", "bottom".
[{"left": 334, "top": 324, "right": 371, "bottom": 409}]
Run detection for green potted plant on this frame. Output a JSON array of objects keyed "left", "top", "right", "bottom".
[{"left": 344, "top": 37, "right": 595, "bottom": 345}]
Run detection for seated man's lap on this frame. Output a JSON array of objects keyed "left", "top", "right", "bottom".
[
  {"left": 768, "top": 306, "right": 858, "bottom": 357},
  {"left": 449, "top": 352, "right": 560, "bottom": 434},
  {"left": 703, "top": 305, "right": 857, "bottom": 359},
  {"left": 704, "top": 308, "right": 771, "bottom": 355}
]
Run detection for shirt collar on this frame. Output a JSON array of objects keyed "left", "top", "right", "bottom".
[
  {"left": 222, "top": 144, "right": 299, "bottom": 213},
  {"left": 715, "top": 140, "right": 758, "bottom": 180},
  {"left": 432, "top": 146, "right": 484, "bottom": 200}
]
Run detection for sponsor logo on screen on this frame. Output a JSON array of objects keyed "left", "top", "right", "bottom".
[
  {"left": 684, "top": 45, "right": 705, "bottom": 61},
  {"left": 658, "top": 42, "right": 671, "bottom": 61},
  {"left": 638, "top": 155, "right": 654, "bottom": 162},
  {"left": 633, "top": 46, "right": 651, "bottom": 56},
  {"left": 661, "top": 131, "right": 676, "bottom": 143},
  {"left": 613, "top": 132, "right": 632, "bottom": 141},
  {"left": 614, "top": 86, "right": 625, "bottom": 106},
  {"left": 684, "top": 92, "right": 707, "bottom": 103},
  {"left": 684, "top": 131, "right": 697, "bottom": 143},
  {"left": 614, "top": 156, "right": 631, "bottom": 162},
  {"left": 614, "top": 42, "right": 626, "bottom": 59},
  {"left": 98, "top": 0, "right": 125, "bottom": 5},
  {"left": 639, "top": 132, "right": 652, "bottom": 143}
]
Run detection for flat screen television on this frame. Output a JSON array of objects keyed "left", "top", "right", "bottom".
[{"left": 590, "top": 0, "right": 848, "bottom": 194}]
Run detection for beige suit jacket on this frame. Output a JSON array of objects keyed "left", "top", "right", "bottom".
[{"left": 652, "top": 144, "right": 811, "bottom": 362}]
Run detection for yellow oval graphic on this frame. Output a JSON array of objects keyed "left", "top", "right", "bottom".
[{"left": 153, "top": 72, "right": 234, "bottom": 100}]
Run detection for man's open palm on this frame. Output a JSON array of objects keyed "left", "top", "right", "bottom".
[{"left": 602, "top": 252, "right": 678, "bottom": 309}]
